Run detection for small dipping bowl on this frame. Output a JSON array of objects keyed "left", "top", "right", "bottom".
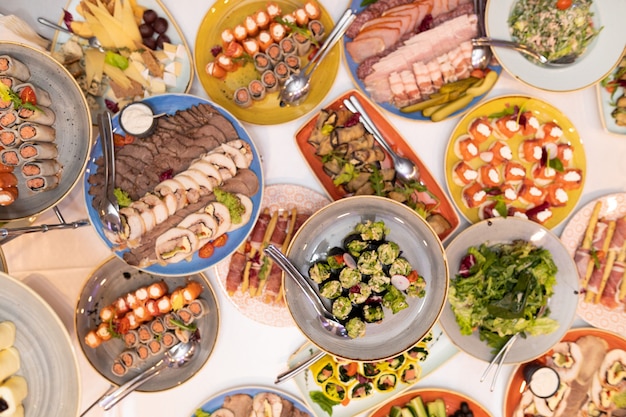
[
  {"left": 523, "top": 363, "right": 560, "bottom": 398},
  {"left": 118, "top": 102, "right": 158, "bottom": 138}
]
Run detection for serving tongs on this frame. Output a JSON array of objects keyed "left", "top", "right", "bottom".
[
  {"left": 96, "top": 112, "right": 122, "bottom": 239},
  {"left": 0, "top": 219, "right": 90, "bottom": 241}
]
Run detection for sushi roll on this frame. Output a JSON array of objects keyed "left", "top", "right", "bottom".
[
  {"left": 25, "top": 175, "right": 59, "bottom": 192},
  {"left": 349, "top": 381, "right": 373, "bottom": 400},
  {"left": 124, "top": 292, "right": 141, "bottom": 310},
  {"left": 0, "top": 149, "right": 20, "bottom": 168},
  {"left": 137, "top": 324, "right": 153, "bottom": 344},
  {"left": 310, "top": 358, "right": 335, "bottom": 384},
  {"left": 17, "top": 122, "right": 56, "bottom": 142},
  {"left": 135, "top": 344, "right": 150, "bottom": 361},
  {"left": 119, "top": 349, "right": 139, "bottom": 369},
  {"left": 187, "top": 298, "right": 210, "bottom": 318},
  {"left": 322, "top": 380, "right": 347, "bottom": 403},
  {"left": 111, "top": 359, "right": 127, "bottom": 377},
  {"left": 260, "top": 70, "right": 279, "bottom": 93},
  {"left": 149, "top": 316, "right": 166, "bottom": 335},
  {"left": 308, "top": 20, "right": 325, "bottom": 42},
  {"left": 0, "top": 76, "right": 20, "bottom": 89},
  {"left": 223, "top": 41, "right": 244, "bottom": 59},
  {"left": 0, "top": 98, "right": 14, "bottom": 112},
  {"left": 265, "top": 43, "right": 283, "bottom": 66},
  {"left": 0, "top": 129, "right": 20, "bottom": 148},
  {"left": 400, "top": 362, "right": 420, "bottom": 384},
  {"left": 253, "top": 52, "right": 272, "bottom": 73},
  {"left": 273, "top": 62, "right": 290, "bottom": 84},
  {"left": 345, "top": 316, "right": 366, "bottom": 339},
  {"left": 374, "top": 372, "right": 397, "bottom": 392},
  {"left": 123, "top": 329, "right": 140, "bottom": 348},
  {"left": 0, "top": 56, "right": 30, "bottom": 80},
  {"left": 336, "top": 362, "right": 357, "bottom": 385},
  {"left": 266, "top": 2, "right": 282, "bottom": 18},
  {"left": 279, "top": 36, "right": 296, "bottom": 56},
  {"left": 284, "top": 54, "right": 301, "bottom": 74},
  {"left": 154, "top": 227, "right": 200, "bottom": 264},
  {"left": 205, "top": 61, "right": 226, "bottom": 79},
  {"left": 17, "top": 105, "right": 55, "bottom": 126},
  {"left": 220, "top": 28, "right": 235, "bottom": 45},
  {"left": 161, "top": 331, "right": 177, "bottom": 348},
  {"left": 233, "top": 86, "right": 252, "bottom": 108},
  {"left": 177, "top": 307, "right": 194, "bottom": 325},
  {"left": 248, "top": 79, "right": 266, "bottom": 101},
  {"left": 162, "top": 312, "right": 179, "bottom": 330},
  {"left": 0, "top": 110, "right": 20, "bottom": 128},
  {"left": 18, "top": 142, "right": 58, "bottom": 161},
  {"left": 292, "top": 32, "right": 311, "bottom": 56},
  {"left": 14, "top": 83, "right": 52, "bottom": 107},
  {"left": 99, "top": 305, "right": 116, "bottom": 322}
]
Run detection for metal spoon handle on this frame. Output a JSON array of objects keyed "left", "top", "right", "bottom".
[
  {"left": 344, "top": 96, "right": 396, "bottom": 159},
  {"left": 472, "top": 38, "right": 545, "bottom": 63},
  {"left": 302, "top": 8, "right": 355, "bottom": 76},
  {"left": 0, "top": 220, "right": 90, "bottom": 240},
  {"left": 480, "top": 333, "right": 518, "bottom": 383},
  {"left": 37, "top": 17, "right": 73, "bottom": 36},
  {"left": 264, "top": 244, "right": 328, "bottom": 318},
  {"left": 275, "top": 349, "right": 325, "bottom": 384},
  {"left": 98, "top": 359, "right": 167, "bottom": 411}
]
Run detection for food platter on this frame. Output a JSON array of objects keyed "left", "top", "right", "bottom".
[
  {"left": 0, "top": 41, "right": 92, "bottom": 222},
  {"left": 485, "top": 0, "right": 626, "bottom": 92},
  {"left": 284, "top": 195, "right": 448, "bottom": 362},
  {"left": 83, "top": 93, "right": 263, "bottom": 276},
  {"left": 370, "top": 387, "right": 493, "bottom": 417},
  {"left": 52, "top": 0, "right": 193, "bottom": 117},
  {"left": 195, "top": 0, "right": 340, "bottom": 125},
  {"left": 214, "top": 183, "right": 330, "bottom": 327},
  {"left": 597, "top": 55, "right": 626, "bottom": 136},
  {"left": 343, "top": 0, "right": 501, "bottom": 122},
  {"left": 0, "top": 271, "right": 81, "bottom": 417},
  {"left": 76, "top": 256, "right": 219, "bottom": 391},
  {"left": 290, "top": 325, "right": 459, "bottom": 417},
  {"left": 295, "top": 89, "right": 460, "bottom": 241},
  {"left": 560, "top": 193, "right": 626, "bottom": 336},
  {"left": 504, "top": 327, "right": 626, "bottom": 417},
  {"left": 444, "top": 95, "right": 586, "bottom": 230},
  {"left": 191, "top": 385, "right": 313, "bottom": 417},
  {"left": 440, "top": 217, "right": 579, "bottom": 363}
]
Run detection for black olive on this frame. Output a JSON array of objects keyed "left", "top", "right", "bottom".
[
  {"left": 156, "top": 33, "right": 171, "bottom": 49},
  {"left": 460, "top": 402, "right": 470, "bottom": 413},
  {"left": 139, "top": 23, "right": 154, "bottom": 38},
  {"left": 143, "top": 9, "right": 157, "bottom": 24},
  {"left": 327, "top": 246, "right": 345, "bottom": 257},
  {"left": 152, "top": 17, "right": 169, "bottom": 34},
  {"left": 143, "top": 36, "right": 157, "bottom": 50}
]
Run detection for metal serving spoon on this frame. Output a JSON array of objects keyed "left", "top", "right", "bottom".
[
  {"left": 37, "top": 17, "right": 104, "bottom": 50},
  {"left": 471, "top": 0, "right": 492, "bottom": 70},
  {"left": 343, "top": 95, "right": 420, "bottom": 184},
  {"left": 472, "top": 37, "right": 577, "bottom": 67},
  {"left": 96, "top": 112, "right": 122, "bottom": 241},
  {"left": 279, "top": 8, "right": 356, "bottom": 107},
  {"left": 264, "top": 244, "right": 349, "bottom": 339}
]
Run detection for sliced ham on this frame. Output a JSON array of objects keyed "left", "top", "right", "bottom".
[
  {"left": 599, "top": 261, "right": 624, "bottom": 309},
  {"left": 346, "top": 37, "right": 388, "bottom": 64}
]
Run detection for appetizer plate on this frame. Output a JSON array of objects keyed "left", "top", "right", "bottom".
[
  {"left": 191, "top": 385, "right": 313, "bottom": 417},
  {"left": 295, "top": 89, "right": 460, "bottom": 241},
  {"left": 290, "top": 324, "right": 459, "bottom": 417},
  {"left": 53, "top": 0, "right": 193, "bottom": 117},
  {"left": 444, "top": 95, "right": 586, "bottom": 230},
  {"left": 195, "top": 0, "right": 340, "bottom": 125},
  {"left": 0, "top": 271, "right": 81, "bottom": 417},
  {"left": 343, "top": 0, "right": 502, "bottom": 122},
  {"left": 560, "top": 193, "right": 626, "bottom": 336},
  {"left": 597, "top": 55, "right": 626, "bottom": 136},
  {"left": 284, "top": 195, "right": 449, "bottom": 362},
  {"left": 440, "top": 217, "right": 579, "bottom": 363},
  {"left": 76, "top": 256, "right": 219, "bottom": 391},
  {"left": 504, "top": 327, "right": 626, "bottom": 417},
  {"left": 486, "top": 0, "right": 626, "bottom": 92},
  {"left": 214, "top": 183, "right": 330, "bottom": 327},
  {"left": 0, "top": 42, "right": 92, "bottom": 222},
  {"left": 370, "top": 388, "right": 493, "bottom": 417},
  {"left": 83, "top": 93, "right": 264, "bottom": 276}
]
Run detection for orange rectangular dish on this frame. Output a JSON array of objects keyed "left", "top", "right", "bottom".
[{"left": 294, "top": 89, "right": 459, "bottom": 241}]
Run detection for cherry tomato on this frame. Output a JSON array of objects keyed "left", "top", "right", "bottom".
[
  {"left": 556, "top": 0, "right": 572, "bottom": 10},
  {"left": 213, "top": 234, "right": 228, "bottom": 247},
  {"left": 407, "top": 270, "right": 420, "bottom": 283},
  {"left": 19, "top": 86, "right": 37, "bottom": 105},
  {"left": 198, "top": 242, "right": 215, "bottom": 258}
]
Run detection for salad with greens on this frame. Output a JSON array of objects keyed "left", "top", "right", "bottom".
[
  {"left": 508, "top": 0, "right": 602, "bottom": 63},
  {"left": 448, "top": 240, "right": 559, "bottom": 351}
]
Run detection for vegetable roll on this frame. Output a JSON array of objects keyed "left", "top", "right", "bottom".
[
  {"left": 0, "top": 375, "right": 28, "bottom": 416},
  {"left": 0, "top": 149, "right": 21, "bottom": 167},
  {"left": 400, "top": 362, "right": 420, "bottom": 384},
  {"left": 18, "top": 142, "right": 58, "bottom": 161},
  {"left": 155, "top": 227, "right": 199, "bottom": 264},
  {"left": 309, "top": 357, "right": 335, "bottom": 384},
  {"left": 349, "top": 381, "right": 374, "bottom": 400},
  {"left": 248, "top": 79, "right": 266, "bottom": 101},
  {"left": 374, "top": 372, "right": 397, "bottom": 392},
  {"left": 0, "top": 129, "right": 20, "bottom": 148},
  {"left": 0, "top": 347, "right": 19, "bottom": 382},
  {"left": 265, "top": 43, "right": 283, "bottom": 65},
  {"left": 25, "top": 175, "right": 59, "bottom": 192},
  {"left": 233, "top": 86, "right": 252, "bottom": 108},
  {"left": 111, "top": 359, "right": 127, "bottom": 377},
  {"left": 17, "top": 122, "right": 56, "bottom": 142},
  {"left": 0, "top": 321, "right": 16, "bottom": 350},
  {"left": 0, "top": 56, "right": 30, "bottom": 80},
  {"left": 260, "top": 70, "right": 279, "bottom": 93},
  {"left": 14, "top": 83, "right": 52, "bottom": 107},
  {"left": 17, "top": 105, "right": 55, "bottom": 126},
  {"left": 253, "top": 52, "right": 272, "bottom": 73},
  {"left": 0, "top": 110, "right": 19, "bottom": 128}
]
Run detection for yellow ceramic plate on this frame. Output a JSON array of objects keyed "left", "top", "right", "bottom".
[
  {"left": 195, "top": 0, "right": 340, "bottom": 125},
  {"left": 444, "top": 95, "right": 586, "bottom": 229}
]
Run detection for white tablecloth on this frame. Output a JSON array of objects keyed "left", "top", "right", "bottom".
[{"left": 1, "top": 1, "right": 625, "bottom": 416}]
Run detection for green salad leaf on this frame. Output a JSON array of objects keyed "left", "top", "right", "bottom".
[{"left": 449, "top": 240, "right": 559, "bottom": 351}]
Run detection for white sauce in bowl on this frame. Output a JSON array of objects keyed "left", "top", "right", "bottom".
[{"left": 119, "top": 103, "right": 156, "bottom": 137}]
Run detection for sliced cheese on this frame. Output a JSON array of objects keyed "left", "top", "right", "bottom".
[{"left": 85, "top": 48, "right": 105, "bottom": 88}]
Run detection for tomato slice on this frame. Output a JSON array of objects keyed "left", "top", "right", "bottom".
[
  {"left": 556, "top": 0, "right": 572, "bottom": 10},
  {"left": 19, "top": 86, "right": 37, "bottom": 105},
  {"left": 213, "top": 234, "right": 228, "bottom": 247},
  {"left": 198, "top": 242, "right": 215, "bottom": 258}
]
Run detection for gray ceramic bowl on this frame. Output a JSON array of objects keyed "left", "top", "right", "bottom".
[
  {"left": 0, "top": 42, "right": 92, "bottom": 221},
  {"left": 284, "top": 195, "right": 449, "bottom": 362},
  {"left": 440, "top": 217, "right": 579, "bottom": 363}
]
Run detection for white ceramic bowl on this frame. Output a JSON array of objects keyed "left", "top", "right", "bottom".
[
  {"left": 440, "top": 217, "right": 579, "bottom": 363},
  {"left": 284, "top": 195, "right": 448, "bottom": 362}
]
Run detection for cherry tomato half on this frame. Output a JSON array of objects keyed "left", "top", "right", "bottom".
[
  {"left": 19, "top": 86, "right": 37, "bottom": 105},
  {"left": 198, "top": 242, "right": 215, "bottom": 258},
  {"left": 556, "top": 0, "right": 572, "bottom": 10},
  {"left": 213, "top": 234, "right": 228, "bottom": 247}
]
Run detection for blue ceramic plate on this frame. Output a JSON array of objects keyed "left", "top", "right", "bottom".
[
  {"left": 343, "top": 0, "right": 501, "bottom": 121},
  {"left": 191, "top": 386, "right": 313, "bottom": 417},
  {"left": 83, "top": 93, "right": 264, "bottom": 276}
]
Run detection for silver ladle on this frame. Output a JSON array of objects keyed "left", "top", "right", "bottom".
[
  {"left": 264, "top": 244, "right": 349, "bottom": 339},
  {"left": 343, "top": 95, "right": 420, "bottom": 184},
  {"left": 96, "top": 112, "right": 122, "bottom": 242},
  {"left": 472, "top": 37, "right": 578, "bottom": 67},
  {"left": 471, "top": 0, "right": 492, "bottom": 70},
  {"left": 279, "top": 8, "right": 356, "bottom": 107}
]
